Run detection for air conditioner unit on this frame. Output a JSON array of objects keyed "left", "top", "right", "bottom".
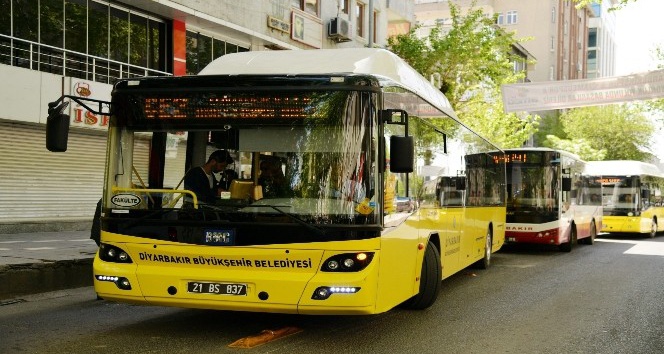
[{"left": 328, "top": 17, "right": 351, "bottom": 42}]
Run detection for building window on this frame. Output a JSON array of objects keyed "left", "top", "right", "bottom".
[
  {"left": 373, "top": 10, "right": 378, "bottom": 43},
  {"left": 186, "top": 31, "right": 248, "bottom": 75},
  {"left": 549, "top": 66, "right": 554, "bottom": 81},
  {"left": 0, "top": 0, "right": 168, "bottom": 82},
  {"left": 551, "top": 36, "right": 555, "bottom": 51},
  {"left": 356, "top": 2, "right": 365, "bottom": 38},
  {"left": 551, "top": 7, "right": 556, "bottom": 23},
  {"left": 496, "top": 13, "right": 504, "bottom": 25},
  {"left": 292, "top": 0, "right": 319, "bottom": 17},
  {"left": 588, "top": 28, "right": 597, "bottom": 48},
  {"left": 506, "top": 11, "right": 518, "bottom": 25},
  {"left": 587, "top": 49, "right": 597, "bottom": 71},
  {"left": 341, "top": 0, "right": 350, "bottom": 14}
]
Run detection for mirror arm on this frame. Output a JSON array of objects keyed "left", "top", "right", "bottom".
[{"left": 48, "top": 95, "right": 113, "bottom": 116}]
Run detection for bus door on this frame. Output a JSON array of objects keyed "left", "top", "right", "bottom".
[{"left": 435, "top": 176, "right": 462, "bottom": 277}]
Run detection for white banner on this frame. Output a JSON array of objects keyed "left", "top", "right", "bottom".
[{"left": 501, "top": 69, "right": 664, "bottom": 112}]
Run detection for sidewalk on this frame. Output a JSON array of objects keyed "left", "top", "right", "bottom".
[{"left": 0, "top": 231, "right": 98, "bottom": 300}]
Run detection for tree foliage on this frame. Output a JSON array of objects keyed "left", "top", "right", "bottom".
[
  {"left": 543, "top": 105, "right": 654, "bottom": 161},
  {"left": 386, "top": 1, "right": 538, "bottom": 148}
]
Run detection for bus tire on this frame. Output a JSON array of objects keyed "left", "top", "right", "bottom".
[
  {"left": 401, "top": 241, "right": 441, "bottom": 310},
  {"left": 474, "top": 228, "right": 492, "bottom": 269},
  {"left": 649, "top": 218, "right": 657, "bottom": 238},
  {"left": 581, "top": 221, "right": 596, "bottom": 245},
  {"left": 559, "top": 226, "right": 576, "bottom": 252}
]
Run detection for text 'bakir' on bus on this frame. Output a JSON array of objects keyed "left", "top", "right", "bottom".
[{"left": 46, "top": 48, "right": 507, "bottom": 315}]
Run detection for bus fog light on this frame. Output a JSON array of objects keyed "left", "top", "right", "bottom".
[
  {"left": 312, "top": 287, "right": 331, "bottom": 300},
  {"left": 311, "top": 286, "right": 361, "bottom": 300},
  {"left": 312, "top": 286, "right": 361, "bottom": 300},
  {"left": 327, "top": 260, "right": 339, "bottom": 270},
  {"left": 117, "top": 278, "right": 132, "bottom": 290},
  {"left": 118, "top": 252, "right": 129, "bottom": 262},
  {"left": 96, "top": 274, "right": 131, "bottom": 290}
]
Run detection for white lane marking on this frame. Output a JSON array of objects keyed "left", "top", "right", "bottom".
[{"left": 596, "top": 238, "right": 664, "bottom": 256}]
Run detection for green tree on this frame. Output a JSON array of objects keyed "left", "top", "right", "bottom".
[
  {"left": 387, "top": 1, "right": 538, "bottom": 148},
  {"left": 544, "top": 105, "right": 654, "bottom": 161},
  {"left": 543, "top": 135, "right": 606, "bottom": 161}
]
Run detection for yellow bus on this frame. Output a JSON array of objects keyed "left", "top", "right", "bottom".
[
  {"left": 585, "top": 160, "right": 664, "bottom": 238},
  {"left": 46, "top": 48, "right": 505, "bottom": 315}
]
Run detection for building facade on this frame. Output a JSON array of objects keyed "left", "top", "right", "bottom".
[
  {"left": 414, "top": 0, "right": 592, "bottom": 82},
  {"left": 586, "top": 0, "right": 617, "bottom": 78},
  {"left": 0, "top": 0, "right": 414, "bottom": 232}
]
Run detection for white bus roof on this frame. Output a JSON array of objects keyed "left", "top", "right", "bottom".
[
  {"left": 584, "top": 160, "right": 664, "bottom": 177},
  {"left": 199, "top": 48, "right": 457, "bottom": 120}
]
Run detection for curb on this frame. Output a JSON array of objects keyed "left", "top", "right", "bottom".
[{"left": 0, "top": 259, "right": 94, "bottom": 300}]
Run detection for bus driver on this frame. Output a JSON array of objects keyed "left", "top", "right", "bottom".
[{"left": 184, "top": 149, "right": 234, "bottom": 204}]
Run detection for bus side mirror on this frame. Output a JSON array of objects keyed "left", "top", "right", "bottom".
[
  {"left": 46, "top": 101, "right": 70, "bottom": 152},
  {"left": 642, "top": 189, "right": 650, "bottom": 199},
  {"left": 562, "top": 177, "right": 572, "bottom": 192},
  {"left": 389, "top": 135, "right": 414, "bottom": 173}
]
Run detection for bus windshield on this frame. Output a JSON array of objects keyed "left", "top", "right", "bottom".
[
  {"left": 505, "top": 151, "right": 560, "bottom": 223},
  {"left": 600, "top": 176, "right": 640, "bottom": 216},
  {"left": 104, "top": 86, "right": 379, "bottom": 245}
]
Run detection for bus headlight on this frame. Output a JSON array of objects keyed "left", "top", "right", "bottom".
[
  {"left": 99, "top": 244, "right": 133, "bottom": 263},
  {"left": 321, "top": 252, "right": 374, "bottom": 272}
]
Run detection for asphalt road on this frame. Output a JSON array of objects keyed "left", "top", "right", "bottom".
[{"left": 2, "top": 234, "right": 663, "bottom": 354}]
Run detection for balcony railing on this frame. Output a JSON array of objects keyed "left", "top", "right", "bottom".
[{"left": 0, "top": 34, "right": 171, "bottom": 84}]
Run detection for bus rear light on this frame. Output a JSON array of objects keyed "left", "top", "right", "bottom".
[
  {"left": 99, "top": 244, "right": 133, "bottom": 263},
  {"left": 311, "top": 286, "right": 361, "bottom": 300},
  {"left": 96, "top": 275, "right": 132, "bottom": 290},
  {"left": 321, "top": 252, "right": 374, "bottom": 272}
]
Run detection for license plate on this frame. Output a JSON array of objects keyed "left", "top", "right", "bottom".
[{"left": 188, "top": 282, "right": 247, "bottom": 296}]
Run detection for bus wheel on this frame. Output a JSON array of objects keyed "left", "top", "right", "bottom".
[
  {"left": 559, "top": 226, "right": 576, "bottom": 252},
  {"left": 474, "top": 228, "right": 492, "bottom": 269},
  {"left": 401, "top": 241, "right": 441, "bottom": 310},
  {"left": 581, "top": 221, "right": 596, "bottom": 245},
  {"left": 649, "top": 218, "right": 657, "bottom": 238}
]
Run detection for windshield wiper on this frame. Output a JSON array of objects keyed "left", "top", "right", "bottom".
[{"left": 247, "top": 204, "right": 326, "bottom": 237}]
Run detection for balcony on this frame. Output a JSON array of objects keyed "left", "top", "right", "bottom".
[{"left": 0, "top": 34, "right": 171, "bottom": 85}]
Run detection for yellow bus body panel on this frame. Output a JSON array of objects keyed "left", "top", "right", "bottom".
[
  {"left": 95, "top": 232, "right": 389, "bottom": 314},
  {"left": 601, "top": 207, "right": 664, "bottom": 234},
  {"left": 95, "top": 204, "right": 505, "bottom": 315}
]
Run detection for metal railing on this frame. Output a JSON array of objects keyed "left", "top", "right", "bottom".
[{"left": 0, "top": 34, "right": 171, "bottom": 84}]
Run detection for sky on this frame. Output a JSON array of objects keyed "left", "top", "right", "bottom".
[
  {"left": 612, "top": 0, "right": 664, "bottom": 162},
  {"left": 614, "top": 0, "right": 664, "bottom": 75}
]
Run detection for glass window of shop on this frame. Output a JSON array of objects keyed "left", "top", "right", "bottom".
[
  {"left": 0, "top": 0, "right": 167, "bottom": 83},
  {"left": 186, "top": 31, "right": 248, "bottom": 75},
  {"left": 291, "top": 0, "right": 319, "bottom": 17}
]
